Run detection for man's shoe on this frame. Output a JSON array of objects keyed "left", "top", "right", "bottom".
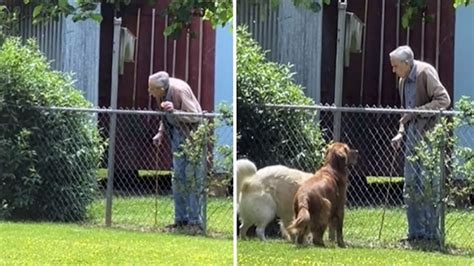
[
  {"left": 399, "top": 236, "right": 440, "bottom": 248},
  {"left": 417, "top": 237, "right": 441, "bottom": 247},
  {"left": 185, "top": 224, "right": 204, "bottom": 235},
  {"left": 399, "top": 236, "right": 423, "bottom": 244},
  {"left": 165, "top": 221, "right": 188, "bottom": 231}
]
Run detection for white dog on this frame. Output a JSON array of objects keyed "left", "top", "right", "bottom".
[
  {"left": 238, "top": 165, "right": 312, "bottom": 241},
  {"left": 236, "top": 159, "right": 257, "bottom": 204}
]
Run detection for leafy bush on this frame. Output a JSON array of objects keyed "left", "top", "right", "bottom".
[
  {"left": 409, "top": 97, "right": 474, "bottom": 208},
  {"left": 236, "top": 26, "right": 325, "bottom": 172},
  {"left": 0, "top": 38, "right": 104, "bottom": 221},
  {"left": 175, "top": 103, "right": 234, "bottom": 195}
]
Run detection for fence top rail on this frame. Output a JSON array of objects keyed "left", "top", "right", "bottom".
[
  {"left": 10, "top": 104, "right": 462, "bottom": 116},
  {"left": 31, "top": 106, "right": 222, "bottom": 118},
  {"left": 263, "top": 104, "right": 460, "bottom": 116}
]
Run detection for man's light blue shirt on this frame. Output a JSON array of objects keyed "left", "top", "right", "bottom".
[{"left": 404, "top": 64, "right": 417, "bottom": 109}]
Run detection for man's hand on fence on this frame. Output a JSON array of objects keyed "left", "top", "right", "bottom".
[
  {"left": 391, "top": 133, "right": 403, "bottom": 150},
  {"left": 161, "top": 101, "right": 174, "bottom": 112},
  {"left": 153, "top": 131, "right": 164, "bottom": 147}
]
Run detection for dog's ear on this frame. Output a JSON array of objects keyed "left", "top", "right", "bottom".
[
  {"left": 324, "top": 143, "right": 333, "bottom": 158},
  {"left": 335, "top": 148, "right": 348, "bottom": 165},
  {"left": 326, "top": 146, "right": 348, "bottom": 170},
  {"left": 324, "top": 144, "right": 336, "bottom": 164}
]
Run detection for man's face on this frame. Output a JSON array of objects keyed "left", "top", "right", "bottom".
[
  {"left": 390, "top": 58, "right": 411, "bottom": 78},
  {"left": 148, "top": 82, "right": 165, "bottom": 99}
]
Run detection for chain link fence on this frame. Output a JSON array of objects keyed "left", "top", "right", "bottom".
[
  {"left": 1, "top": 106, "right": 233, "bottom": 238},
  {"left": 237, "top": 104, "right": 473, "bottom": 254}
]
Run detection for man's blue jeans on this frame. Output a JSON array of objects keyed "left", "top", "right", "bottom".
[
  {"left": 403, "top": 123, "right": 440, "bottom": 240},
  {"left": 170, "top": 126, "right": 204, "bottom": 226}
]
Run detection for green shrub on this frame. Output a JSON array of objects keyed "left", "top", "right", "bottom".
[
  {"left": 175, "top": 102, "right": 234, "bottom": 195},
  {"left": 0, "top": 38, "right": 104, "bottom": 221},
  {"left": 409, "top": 96, "right": 474, "bottom": 208},
  {"left": 236, "top": 26, "right": 325, "bottom": 172}
]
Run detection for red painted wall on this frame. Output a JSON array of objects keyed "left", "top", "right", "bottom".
[
  {"left": 98, "top": 1, "right": 216, "bottom": 171},
  {"left": 321, "top": 1, "right": 454, "bottom": 179},
  {"left": 321, "top": 1, "right": 454, "bottom": 106},
  {"left": 99, "top": 1, "right": 215, "bottom": 111}
]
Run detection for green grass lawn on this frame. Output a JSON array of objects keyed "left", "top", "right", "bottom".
[
  {"left": 88, "top": 195, "right": 233, "bottom": 238},
  {"left": 93, "top": 168, "right": 233, "bottom": 238},
  {"left": 0, "top": 222, "right": 232, "bottom": 265},
  {"left": 239, "top": 207, "right": 472, "bottom": 257},
  {"left": 237, "top": 240, "right": 473, "bottom": 265},
  {"left": 239, "top": 202, "right": 473, "bottom": 264},
  {"left": 96, "top": 168, "right": 171, "bottom": 180},
  {"left": 343, "top": 207, "right": 473, "bottom": 252}
]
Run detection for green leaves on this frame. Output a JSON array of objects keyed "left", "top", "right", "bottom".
[
  {"left": 58, "top": 0, "right": 68, "bottom": 9},
  {"left": 32, "top": 5, "right": 42, "bottom": 18},
  {"left": 89, "top": 13, "right": 103, "bottom": 23},
  {"left": 291, "top": 0, "right": 322, "bottom": 12},
  {"left": 163, "top": 0, "right": 232, "bottom": 37},
  {"left": 163, "top": 23, "right": 180, "bottom": 38},
  {"left": 401, "top": 0, "right": 426, "bottom": 29},
  {"left": 0, "top": 38, "right": 104, "bottom": 221},
  {"left": 401, "top": 0, "right": 473, "bottom": 29},
  {"left": 203, "top": 0, "right": 233, "bottom": 28},
  {"left": 408, "top": 97, "right": 474, "bottom": 209},
  {"left": 454, "top": 0, "right": 472, "bottom": 7},
  {"left": 4, "top": 0, "right": 234, "bottom": 38},
  {"left": 237, "top": 26, "right": 325, "bottom": 171},
  {"left": 175, "top": 103, "right": 234, "bottom": 190}
]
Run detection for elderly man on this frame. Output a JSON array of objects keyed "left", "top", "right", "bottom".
[
  {"left": 148, "top": 71, "right": 204, "bottom": 234},
  {"left": 389, "top": 46, "right": 450, "bottom": 245}
]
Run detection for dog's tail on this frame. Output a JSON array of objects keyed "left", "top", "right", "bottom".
[
  {"left": 236, "top": 159, "right": 257, "bottom": 203},
  {"left": 238, "top": 181, "right": 251, "bottom": 204},
  {"left": 287, "top": 193, "right": 311, "bottom": 236},
  {"left": 287, "top": 194, "right": 332, "bottom": 238}
]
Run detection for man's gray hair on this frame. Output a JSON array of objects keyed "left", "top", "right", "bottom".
[
  {"left": 389, "top": 45, "right": 414, "bottom": 66},
  {"left": 149, "top": 71, "right": 170, "bottom": 89}
]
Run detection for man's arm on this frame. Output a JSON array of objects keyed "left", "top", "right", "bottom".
[
  {"left": 152, "top": 97, "right": 167, "bottom": 146},
  {"left": 152, "top": 120, "right": 166, "bottom": 146},
  {"left": 158, "top": 120, "right": 165, "bottom": 134},
  {"left": 173, "top": 90, "right": 202, "bottom": 124},
  {"left": 154, "top": 97, "right": 167, "bottom": 133},
  {"left": 397, "top": 66, "right": 451, "bottom": 131},
  {"left": 417, "top": 66, "right": 451, "bottom": 111},
  {"left": 397, "top": 78, "right": 407, "bottom": 136}
]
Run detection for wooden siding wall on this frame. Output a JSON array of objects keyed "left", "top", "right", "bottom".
[
  {"left": 98, "top": 1, "right": 216, "bottom": 171},
  {"left": 237, "top": 0, "right": 324, "bottom": 103},
  {"left": 99, "top": 1, "right": 216, "bottom": 111},
  {"left": 13, "top": 4, "right": 100, "bottom": 106},
  {"left": 322, "top": 0, "right": 454, "bottom": 107},
  {"left": 321, "top": 0, "right": 454, "bottom": 180}
]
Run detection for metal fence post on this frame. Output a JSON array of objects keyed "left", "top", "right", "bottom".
[
  {"left": 202, "top": 114, "right": 208, "bottom": 235},
  {"left": 105, "top": 17, "right": 122, "bottom": 227},
  {"left": 333, "top": 0, "right": 347, "bottom": 141},
  {"left": 438, "top": 111, "right": 446, "bottom": 250}
]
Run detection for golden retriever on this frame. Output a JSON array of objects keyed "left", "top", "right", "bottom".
[
  {"left": 287, "top": 142, "right": 358, "bottom": 247},
  {"left": 238, "top": 165, "right": 313, "bottom": 241}
]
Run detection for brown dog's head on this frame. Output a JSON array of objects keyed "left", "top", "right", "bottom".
[{"left": 324, "top": 142, "right": 358, "bottom": 171}]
